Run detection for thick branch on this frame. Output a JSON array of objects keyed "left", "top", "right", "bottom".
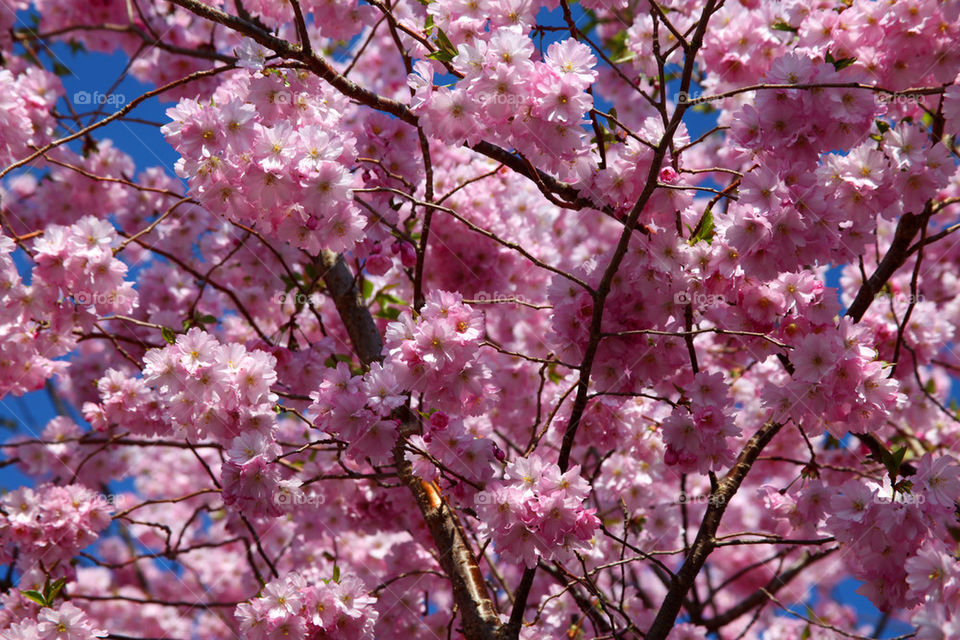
[
  {"left": 394, "top": 434, "right": 503, "bottom": 640},
  {"left": 315, "top": 251, "right": 511, "bottom": 639},
  {"left": 845, "top": 209, "right": 929, "bottom": 322},
  {"left": 319, "top": 250, "right": 383, "bottom": 366},
  {"left": 644, "top": 421, "right": 784, "bottom": 640},
  {"left": 697, "top": 546, "right": 837, "bottom": 630}
]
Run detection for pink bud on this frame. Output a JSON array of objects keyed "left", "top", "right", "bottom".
[
  {"left": 429, "top": 412, "right": 449, "bottom": 430},
  {"left": 659, "top": 166, "right": 679, "bottom": 184},
  {"left": 399, "top": 242, "right": 417, "bottom": 268},
  {"left": 664, "top": 446, "right": 679, "bottom": 466},
  {"left": 365, "top": 254, "right": 392, "bottom": 276}
]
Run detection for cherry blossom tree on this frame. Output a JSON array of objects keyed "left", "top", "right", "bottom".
[{"left": 2, "top": 0, "right": 960, "bottom": 638}]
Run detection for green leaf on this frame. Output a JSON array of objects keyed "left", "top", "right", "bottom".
[
  {"left": 833, "top": 57, "right": 856, "bottom": 70},
  {"left": 689, "top": 208, "right": 715, "bottom": 245},
  {"left": 376, "top": 292, "right": 407, "bottom": 306},
  {"left": 882, "top": 445, "right": 908, "bottom": 479},
  {"left": 825, "top": 51, "right": 856, "bottom": 71},
  {"left": 52, "top": 62, "right": 72, "bottom": 77},
  {"left": 375, "top": 306, "right": 402, "bottom": 321},
  {"left": 546, "top": 364, "right": 565, "bottom": 384},
  {"left": 875, "top": 120, "right": 890, "bottom": 134},
  {"left": 21, "top": 590, "right": 46, "bottom": 607},
  {"left": 823, "top": 434, "right": 843, "bottom": 449},
  {"left": 44, "top": 578, "right": 67, "bottom": 604},
  {"left": 771, "top": 20, "right": 798, "bottom": 32},
  {"left": 161, "top": 326, "right": 177, "bottom": 345},
  {"left": 332, "top": 564, "right": 341, "bottom": 583},
  {"left": 199, "top": 314, "right": 217, "bottom": 326},
  {"left": 427, "top": 49, "right": 454, "bottom": 63},
  {"left": 610, "top": 50, "right": 635, "bottom": 64},
  {"left": 434, "top": 28, "right": 457, "bottom": 59},
  {"left": 281, "top": 274, "right": 298, "bottom": 293},
  {"left": 424, "top": 14, "right": 435, "bottom": 36}
]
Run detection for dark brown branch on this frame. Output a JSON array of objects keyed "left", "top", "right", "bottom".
[
  {"left": 644, "top": 421, "right": 784, "bottom": 640},
  {"left": 697, "top": 547, "right": 837, "bottom": 630},
  {"left": 318, "top": 250, "right": 383, "bottom": 366},
  {"left": 846, "top": 208, "right": 930, "bottom": 322}
]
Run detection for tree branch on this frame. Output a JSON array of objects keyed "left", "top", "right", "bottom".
[{"left": 644, "top": 421, "right": 784, "bottom": 640}]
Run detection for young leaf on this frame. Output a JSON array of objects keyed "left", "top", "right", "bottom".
[
  {"left": 689, "top": 207, "right": 715, "bottom": 245},
  {"left": 161, "top": 326, "right": 177, "bottom": 345},
  {"left": 435, "top": 28, "right": 457, "bottom": 57},
  {"left": 427, "top": 49, "right": 454, "bottom": 63},
  {"left": 44, "top": 578, "right": 67, "bottom": 604},
  {"left": 771, "top": 20, "right": 798, "bottom": 32},
  {"left": 833, "top": 57, "right": 857, "bottom": 70}
]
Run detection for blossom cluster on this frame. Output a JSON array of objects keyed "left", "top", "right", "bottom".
[
  {"left": 1, "top": 214, "right": 137, "bottom": 397},
  {"left": 383, "top": 290, "right": 491, "bottom": 415},
  {"left": 409, "top": 32, "right": 598, "bottom": 180},
  {"left": 662, "top": 372, "right": 741, "bottom": 473},
  {"left": 138, "top": 327, "right": 279, "bottom": 442},
  {"left": 162, "top": 68, "right": 365, "bottom": 254},
  {"left": 476, "top": 456, "right": 599, "bottom": 568},
  {"left": 2, "top": 416, "right": 130, "bottom": 486},
  {"left": 0, "top": 65, "right": 61, "bottom": 166},
  {"left": 906, "top": 543, "right": 960, "bottom": 639},
  {"left": 1, "top": 601, "right": 106, "bottom": 640},
  {"left": 765, "top": 319, "right": 904, "bottom": 437},
  {"left": 308, "top": 361, "right": 403, "bottom": 465},
  {"left": 0, "top": 484, "right": 112, "bottom": 584},
  {"left": 731, "top": 54, "right": 879, "bottom": 163},
  {"left": 235, "top": 571, "right": 377, "bottom": 640},
  {"left": 759, "top": 453, "right": 960, "bottom": 612},
  {"left": 32, "top": 215, "right": 138, "bottom": 316}
]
